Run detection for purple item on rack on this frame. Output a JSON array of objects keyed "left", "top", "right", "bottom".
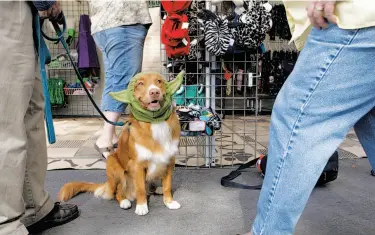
[{"left": 77, "top": 14, "right": 99, "bottom": 69}]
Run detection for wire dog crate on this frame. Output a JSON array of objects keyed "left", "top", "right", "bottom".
[{"left": 160, "top": 0, "right": 297, "bottom": 168}]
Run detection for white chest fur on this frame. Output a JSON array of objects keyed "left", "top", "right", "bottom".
[{"left": 135, "top": 122, "right": 179, "bottom": 166}]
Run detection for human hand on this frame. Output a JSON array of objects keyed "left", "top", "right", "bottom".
[
  {"left": 307, "top": 0, "right": 337, "bottom": 29},
  {"left": 38, "top": 0, "right": 62, "bottom": 20}
]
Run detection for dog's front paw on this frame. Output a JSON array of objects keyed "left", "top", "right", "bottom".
[
  {"left": 135, "top": 204, "right": 149, "bottom": 216},
  {"left": 120, "top": 199, "right": 132, "bottom": 209},
  {"left": 164, "top": 200, "right": 181, "bottom": 210}
]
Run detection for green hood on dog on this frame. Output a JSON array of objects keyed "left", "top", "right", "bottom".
[{"left": 109, "top": 71, "right": 185, "bottom": 123}]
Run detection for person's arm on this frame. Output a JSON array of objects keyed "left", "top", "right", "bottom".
[{"left": 32, "top": 0, "right": 62, "bottom": 20}]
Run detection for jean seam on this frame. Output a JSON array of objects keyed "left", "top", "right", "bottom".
[
  {"left": 252, "top": 226, "right": 259, "bottom": 235},
  {"left": 258, "top": 28, "right": 359, "bottom": 235}
]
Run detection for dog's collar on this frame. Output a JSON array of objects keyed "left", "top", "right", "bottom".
[{"left": 109, "top": 71, "right": 184, "bottom": 123}]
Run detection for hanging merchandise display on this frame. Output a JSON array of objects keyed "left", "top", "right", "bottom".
[
  {"left": 259, "top": 50, "right": 298, "bottom": 97},
  {"left": 202, "top": 10, "right": 233, "bottom": 56},
  {"left": 268, "top": 4, "right": 292, "bottom": 41},
  {"left": 161, "top": 13, "right": 191, "bottom": 58},
  {"left": 161, "top": 0, "right": 192, "bottom": 15},
  {"left": 159, "top": 0, "right": 302, "bottom": 168},
  {"left": 161, "top": 0, "right": 193, "bottom": 59},
  {"left": 159, "top": 1, "right": 301, "bottom": 167},
  {"left": 66, "top": 17, "right": 76, "bottom": 46},
  {"left": 162, "top": 0, "right": 208, "bottom": 87},
  {"left": 45, "top": 1, "right": 103, "bottom": 117},
  {"left": 186, "top": 0, "right": 205, "bottom": 60},
  {"left": 161, "top": 0, "right": 223, "bottom": 138},
  {"left": 48, "top": 78, "right": 66, "bottom": 106},
  {"left": 231, "top": 0, "right": 272, "bottom": 50},
  {"left": 77, "top": 14, "right": 100, "bottom": 70},
  {"left": 199, "top": 0, "right": 272, "bottom": 56}
]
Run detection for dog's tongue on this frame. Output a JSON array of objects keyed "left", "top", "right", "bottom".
[{"left": 148, "top": 101, "right": 160, "bottom": 109}]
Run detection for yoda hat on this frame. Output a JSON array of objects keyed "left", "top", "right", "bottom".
[{"left": 109, "top": 71, "right": 185, "bottom": 123}]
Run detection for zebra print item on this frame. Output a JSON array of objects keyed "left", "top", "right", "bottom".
[{"left": 204, "top": 16, "right": 232, "bottom": 56}]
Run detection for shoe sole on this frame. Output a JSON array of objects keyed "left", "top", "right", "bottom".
[{"left": 28, "top": 210, "right": 80, "bottom": 234}]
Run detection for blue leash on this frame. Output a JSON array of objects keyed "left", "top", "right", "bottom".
[
  {"left": 35, "top": 13, "right": 124, "bottom": 144},
  {"left": 34, "top": 14, "right": 56, "bottom": 144}
]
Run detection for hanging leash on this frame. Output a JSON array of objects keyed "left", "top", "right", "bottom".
[
  {"left": 34, "top": 12, "right": 56, "bottom": 144},
  {"left": 36, "top": 13, "right": 125, "bottom": 143}
]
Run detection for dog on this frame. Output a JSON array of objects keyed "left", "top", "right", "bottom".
[{"left": 58, "top": 71, "right": 184, "bottom": 216}]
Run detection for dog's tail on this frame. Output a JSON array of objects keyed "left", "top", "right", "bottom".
[{"left": 58, "top": 182, "right": 114, "bottom": 202}]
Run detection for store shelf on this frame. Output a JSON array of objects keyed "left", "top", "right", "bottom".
[
  {"left": 48, "top": 61, "right": 78, "bottom": 70},
  {"left": 64, "top": 87, "right": 96, "bottom": 96}
]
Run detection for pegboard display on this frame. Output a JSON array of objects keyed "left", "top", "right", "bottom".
[
  {"left": 160, "top": 0, "right": 297, "bottom": 168},
  {"left": 45, "top": 1, "right": 101, "bottom": 117}
]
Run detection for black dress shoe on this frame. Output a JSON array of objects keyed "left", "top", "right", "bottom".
[
  {"left": 27, "top": 202, "right": 79, "bottom": 234},
  {"left": 371, "top": 170, "right": 375, "bottom": 177}
]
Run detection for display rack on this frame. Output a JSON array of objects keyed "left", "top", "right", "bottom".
[
  {"left": 161, "top": 0, "right": 297, "bottom": 168},
  {"left": 45, "top": 1, "right": 166, "bottom": 117},
  {"left": 44, "top": 0, "right": 297, "bottom": 168},
  {"left": 46, "top": 1, "right": 101, "bottom": 117}
]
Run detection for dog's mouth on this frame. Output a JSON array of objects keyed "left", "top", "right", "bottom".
[{"left": 147, "top": 99, "right": 161, "bottom": 111}]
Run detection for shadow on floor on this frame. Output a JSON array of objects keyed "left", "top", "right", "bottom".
[{"left": 43, "top": 158, "right": 374, "bottom": 235}]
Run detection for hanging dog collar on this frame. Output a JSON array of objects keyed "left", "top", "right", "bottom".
[{"left": 110, "top": 71, "right": 185, "bottom": 123}]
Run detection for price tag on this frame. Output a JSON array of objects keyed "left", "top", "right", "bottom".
[
  {"left": 263, "top": 3, "right": 272, "bottom": 12},
  {"left": 182, "top": 22, "right": 189, "bottom": 29},
  {"left": 182, "top": 38, "right": 188, "bottom": 46},
  {"left": 229, "top": 38, "right": 235, "bottom": 46},
  {"left": 248, "top": 73, "right": 254, "bottom": 87}
]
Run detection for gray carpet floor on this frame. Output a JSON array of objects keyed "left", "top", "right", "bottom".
[{"left": 42, "top": 158, "right": 374, "bottom": 235}]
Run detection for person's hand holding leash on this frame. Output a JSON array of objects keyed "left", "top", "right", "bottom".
[
  {"left": 38, "top": 0, "right": 62, "bottom": 21},
  {"left": 307, "top": 0, "right": 338, "bottom": 29}
]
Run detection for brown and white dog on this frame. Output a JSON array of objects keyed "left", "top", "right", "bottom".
[{"left": 58, "top": 72, "right": 181, "bottom": 216}]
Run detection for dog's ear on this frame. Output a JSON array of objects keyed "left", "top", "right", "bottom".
[
  {"left": 166, "top": 70, "right": 185, "bottom": 95},
  {"left": 110, "top": 89, "right": 132, "bottom": 104}
]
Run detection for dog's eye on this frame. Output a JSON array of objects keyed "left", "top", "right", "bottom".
[
  {"left": 138, "top": 82, "right": 144, "bottom": 86},
  {"left": 157, "top": 80, "right": 162, "bottom": 84}
]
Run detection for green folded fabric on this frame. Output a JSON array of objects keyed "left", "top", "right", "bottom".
[{"left": 48, "top": 78, "right": 65, "bottom": 106}]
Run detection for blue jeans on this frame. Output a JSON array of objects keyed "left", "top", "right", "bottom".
[
  {"left": 93, "top": 24, "right": 148, "bottom": 113},
  {"left": 252, "top": 24, "right": 375, "bottom": 235}
]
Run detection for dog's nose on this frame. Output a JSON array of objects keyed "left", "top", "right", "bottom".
[{"left": 149, "top": 88, "right": 160, "bottom": 97}]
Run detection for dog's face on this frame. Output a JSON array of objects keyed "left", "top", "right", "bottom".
[{"left": 133, "top": 73, "right": 167, "bottom": 111}]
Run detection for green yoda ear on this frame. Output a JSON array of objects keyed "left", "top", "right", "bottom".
[
  {"left": 109, "top": 89, "right": 132, "bottom": 104},
  {"left": 167, "top": 70, "right": 185, "bottom": 95}
]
